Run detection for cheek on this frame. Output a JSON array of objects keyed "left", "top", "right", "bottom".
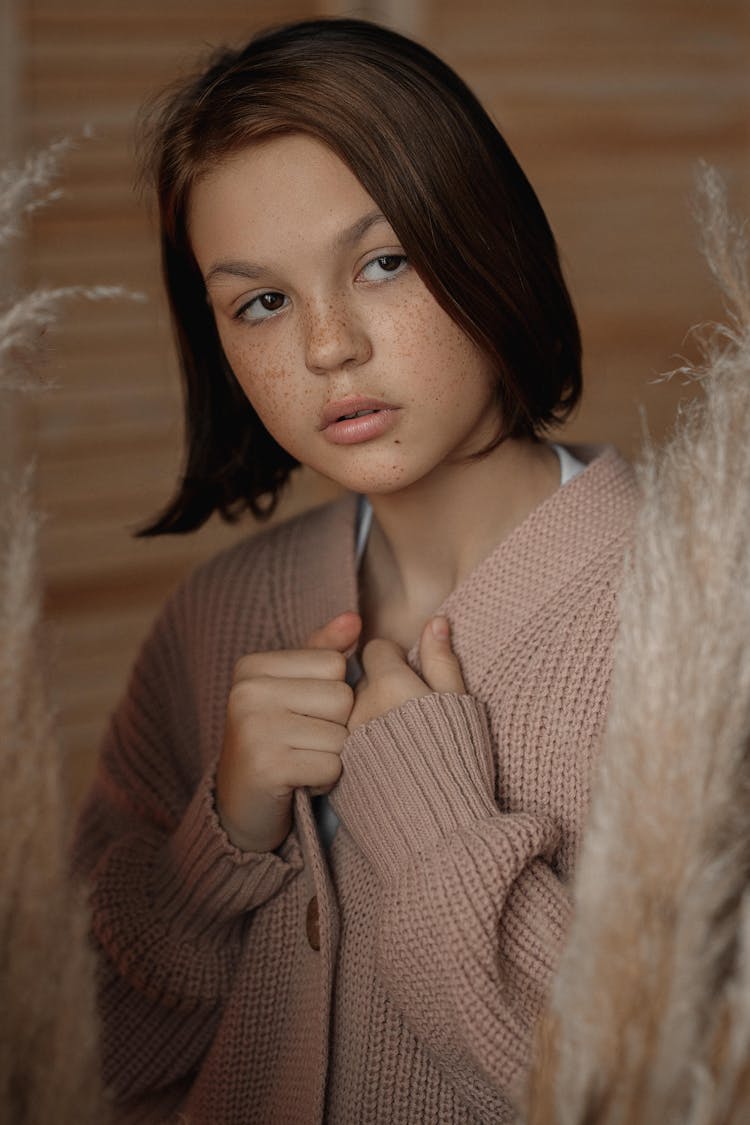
[
  {"left": 393, "top": 297, "right": 490, "bottom": 407},
  {"left": 222, "top": 336, "right": 313, "bottom": 431}
]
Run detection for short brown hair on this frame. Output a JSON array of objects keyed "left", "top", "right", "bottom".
[{"left": 137, "top": 17, "right": 582, "bottom": 535}]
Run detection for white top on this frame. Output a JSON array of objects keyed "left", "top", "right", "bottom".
[
  {"left": 312, "top": 441, "right": 587, "bottom": 847},
  {"left": 554, "top": 442, "right": 587, "bottom": 489}
]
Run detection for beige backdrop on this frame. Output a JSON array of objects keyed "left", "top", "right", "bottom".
[{"left": 7, "top": 0, "right": 749, "bottom": 806}]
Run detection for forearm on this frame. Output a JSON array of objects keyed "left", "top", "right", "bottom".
[
  {"left": 373, "top": 821, "right": 570, "bottom": 1105},
  {"left": 78, "top": 767, "right": 303, "bottom": 1000},
  {"left": 75, "top": 763, "right": 303, "bottom": 1097},
  {"left": 331, "top": 692, "right": 571, "bottom": 1110}
]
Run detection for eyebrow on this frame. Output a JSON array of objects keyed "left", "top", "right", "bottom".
[{"left": 204, "top": 208, "right": 391, "bottom": 285}]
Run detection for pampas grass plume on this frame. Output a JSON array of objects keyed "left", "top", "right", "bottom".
[
  {"left": 0, "top": 471, "right": 106, "bottom": 1125},
  {"left": 0, "top": 138, "right": 126, "bottom": 1124},
  {"left": 522, "top": 165, "right": 750, "bottom": 1123}
]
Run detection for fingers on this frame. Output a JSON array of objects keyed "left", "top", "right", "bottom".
[
  {"left": 228, "top": 673, "right": 354, "bottom": 727},
  {"left": 275, "top": 748, "right": 343, "bottom": 792},
  {"left": 282, "top": 711, "right": 352, "bottom": 754},
  {"left": 352, "top": 638, "right": 426, "bottom": 730},
  {"left": 234, "top": 648, "right": 348, "bottom": 683},
  {"left": 358, "top": 636, "right": 417, "bottom": 694},
  {"left": 418, "top": 615, "right": 466, "bottom": 694},
  {"left": 358, "top": 636, "right": 406, "bottom": 670},
  {"left": 217, "top": 611, "right": 361, "bottom": 855},
  {"left": 358, "top": 626, "right": 465, "bottom": 696},
  {"left": 238, "top": 733, "right": 347, "bottom": 794},
  {"left": 305, "top": 611, "right": 362, "bottom": 656},
  {"left": 233, "top": 612, "right": 362, "bottom": 684}
]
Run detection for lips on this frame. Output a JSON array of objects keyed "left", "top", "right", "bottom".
[
  {"left": 318, "top": 395, "right": 401, "bottom": 447},
  {"left": 319, "top": 396, "right": 399, "bottom": 430}
]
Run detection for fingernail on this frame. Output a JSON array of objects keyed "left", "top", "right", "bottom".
[{"left": 431, "top": 615, "right": 450, "bottom": 641}]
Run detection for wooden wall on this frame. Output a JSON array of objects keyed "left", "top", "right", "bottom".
[
  {"left": 403, "top": 0, "right": 750, "bottom": 445},
  {"left": 10, "top": 0, "right": 749, "bottom": 808},
  {"left": 17, "top": 0, "right": 350, "bottom": 806}
]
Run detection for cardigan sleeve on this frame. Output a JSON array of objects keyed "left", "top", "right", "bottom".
[
  {"left": 329, "top": 691, "right": 571, "bottom": 1113},
  {"left": 71, "top": 585, "right": 303, "bottom": 1099}
]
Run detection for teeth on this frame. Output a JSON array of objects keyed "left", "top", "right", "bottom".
[{"left": 340, "top": 409, "right": 378, "bottom": 421}]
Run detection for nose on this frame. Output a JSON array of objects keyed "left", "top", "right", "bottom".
[{"left": 303, "top": 298, "right": 372, "bottom": 375}]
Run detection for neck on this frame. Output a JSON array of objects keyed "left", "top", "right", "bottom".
[{"left": 361, "top": 438, "right": 560, "bottom": 621}]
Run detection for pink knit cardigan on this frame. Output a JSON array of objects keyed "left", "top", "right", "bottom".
[{"left": 73, "top": 443, "right": 639, "bottom": 1124}]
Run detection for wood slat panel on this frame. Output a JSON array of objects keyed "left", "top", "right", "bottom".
[
  {"left": 18, "top": 1, "right": 342, "bottom": 807},
  {"left": 15, "top": 0, "right": 750, "bottom": 808},
  {"left": 404, "top": 0, "right": 749, "bottom": 449},
  {"left": 2, "top": 0, "right": 22, "bottom": 478}
]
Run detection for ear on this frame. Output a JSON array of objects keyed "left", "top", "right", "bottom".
[{"left": 418, "top": 616, "right": 466, "bottom": 694}]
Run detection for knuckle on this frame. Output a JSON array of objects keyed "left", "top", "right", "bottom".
[
  {"left": 340, "top": 678, "right": 355, "bottom": 703},
  {"left": 226, "top": 712, "right": 262, "bottom": 759},
  {"left": 309, "top": 648, "right": 347, "bottom": 681},
  {"left": 362, "top": 637, "right": 384, "bottom": 659},
  {"left": 327, "top": 723, "right": 349, "bottom": 753},
  {"left": 332, "top": 680, "right": 354, "bottom": 711},
  {"left": 227, "top": 675, "right": 278, "bottom": 720},
  {"left": 327, "top": 650, "right": 348, "bottom": 679},
  {"left": 232, "top": 652, "right": 264, "bottom": 681},
  {"left": 254, "top": 741, "right": 289, "bottom": 783},
  {"left": 322, "top": 755, "right": 343, "bottom": 786},
  {"left": 228, "top": 677, "right": 257, "bottom": 709}
]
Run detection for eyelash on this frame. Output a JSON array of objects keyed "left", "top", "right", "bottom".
[
  {"left": 233, "top": 253, "right": 409, "bottom": 324},
  {"left": 359, "top": 253, "right": 408, "bottom": 283},
  {"left": 234, "top": 292, "right": 287, "bottom": 323}
]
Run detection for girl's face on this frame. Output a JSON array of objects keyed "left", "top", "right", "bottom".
[{"left": 188, "top": 133, "right": 502, "bottom": 495}]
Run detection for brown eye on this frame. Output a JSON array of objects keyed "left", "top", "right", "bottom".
[
  {"left": 236, "top": 291, "right": 289, "bottom": 322},
  {"left": 359, "top": 254, "right": 408, "bottom": 282},
  {"left": 260, "top": 292, "right": 285, "bottom": 310}
]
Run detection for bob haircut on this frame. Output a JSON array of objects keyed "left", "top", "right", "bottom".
[{"left": 137, "top": 16, "right": 582, "bottom": 535}]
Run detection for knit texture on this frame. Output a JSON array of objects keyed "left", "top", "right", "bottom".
[{"left": 73, "top": 443, "right": 639, "bottom": 1124}]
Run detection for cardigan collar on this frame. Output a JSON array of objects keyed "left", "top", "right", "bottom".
[
  {"left": 281, "top": 488, "right": 360, "bottom": 648},
  {"left": 284, "top": 444, "right": 639, "bottom": 691},
  {"left": 413, "top": 444, "right": 639, "bottom": 687}
]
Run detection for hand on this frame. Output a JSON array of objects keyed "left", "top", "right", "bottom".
[
  {"left": 347, "top": 615, "right": 466, "bottom": 732},
  {"left": 216, "top": 611, "right": 362, "bottom": 854}
]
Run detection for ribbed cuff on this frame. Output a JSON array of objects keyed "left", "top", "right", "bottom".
[
  {"left": 331, "top": 692, "right": 498, "bottom": 875},
  {"left": 152, "top": 766, "right": 303, "bottom": 935},
  {"left": 500, "top": 856, "right": 573, "bottom": 979}
]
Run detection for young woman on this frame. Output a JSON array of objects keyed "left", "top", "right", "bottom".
[{"left": 73, "top": 17, "right": 639, "bottom": 1124}]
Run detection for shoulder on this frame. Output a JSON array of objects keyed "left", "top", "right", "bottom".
[
  {"left": 505, "top": 442, "right": 639, "bottom": 583},
  {"left": 550, "top": 442, "right": 640, "bottom": 549},
  {"left": 481, "top": 443, "right": 639, "bottom": 642},
  {"left": 562, "top": 441, "right": 638, "bottom": 499}
]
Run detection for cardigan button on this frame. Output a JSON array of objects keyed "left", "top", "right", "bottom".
[{"left": 306, "top": 895, "right": 320, "bottom": 951}]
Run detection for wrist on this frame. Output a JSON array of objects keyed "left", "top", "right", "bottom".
[{"left": 215, "top": 795, "right": 290, "bottom": 855}]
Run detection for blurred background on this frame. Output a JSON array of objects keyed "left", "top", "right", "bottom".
[{"left": 1, "top": 0, "right": 747, "bottom": 809}]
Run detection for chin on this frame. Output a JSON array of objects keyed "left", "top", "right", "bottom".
[
  {"left": 312, "top": 445, "right": 443, "bottom": 496},
  {"left": 336, "top": 465, "right": 435, "bottom": 498}
]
